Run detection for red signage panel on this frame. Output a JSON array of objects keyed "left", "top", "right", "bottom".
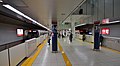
[{"left": 101, "top": 28, "right": 110, "bottom": 35}]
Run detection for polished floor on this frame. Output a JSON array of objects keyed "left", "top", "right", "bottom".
[
  {"left": 32, "top": 44, "right": 65, "bottom": 66},
  {"left": 32, "top": 37, "right": 120, "bottom": 66}
]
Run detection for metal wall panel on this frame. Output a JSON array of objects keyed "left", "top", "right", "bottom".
[
  {"left": 105, "top": 0, "right": 113, "bottom": 18},
  {"left": 114, "top": 0, "right": 120, "bottom": 19},
  {"left": 92, "top": 0, "right": 98, "bottom": 21},
  {"left": 98, "top": 0, "right": 105, "bottom": 20},
  {"left": 86, "top": 0, "right": 92, "bottom": 15}
]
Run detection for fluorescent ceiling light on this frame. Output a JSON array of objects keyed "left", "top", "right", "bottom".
[
  {"left": 3, "top": 4, "right": 51, "bottom": 31},
  {"left": 107, "top": 20, "right": 120, "bottom": 24},
  {"left": 75, "top": 23, "right": 86, "bottom": 27},
  {"left": 0, "top": 0, "right": 3, "bottom": 2}
]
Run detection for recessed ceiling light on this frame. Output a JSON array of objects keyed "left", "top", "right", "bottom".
[
  {"left": 0, "top": 0, "right": 3, "bottom": 2},
  {"left": 75, "top": 23, "right": 87, "bottom": 27}
]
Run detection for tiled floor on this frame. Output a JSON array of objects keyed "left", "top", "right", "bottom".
[
  {"left": 59, "top": 37, "right": 120, "bottom": 66},
  {"left": 32, "top": 37, "right": 120, "bottom": 66},
  {"left": 32, "top": 44, "right": 65, "bottom": 66}
]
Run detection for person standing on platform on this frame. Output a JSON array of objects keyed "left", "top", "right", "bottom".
[
  {"left": 48, "top": 33, "right": 51, "bottom": 46},
  {"left": 100, "top": 34, "right": 103, "bottom": 46},
  {"left": 82, "top": 33, "right": 86, "bottom": 41},
  {"left": 58, "top": 32, "right": 60, "bottom": 38},
  {"left": 69, "top": 32, "right": 73, "bottom": 43}
]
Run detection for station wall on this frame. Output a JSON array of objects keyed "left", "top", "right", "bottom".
[
  {"left": 79, "top": 0, "right": 120, "bottom": 51},
  {"left": 0, "top": 23, "right": 23, "bottom": 45}
]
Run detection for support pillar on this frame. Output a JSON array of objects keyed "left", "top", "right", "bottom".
[
  {"left": 71, "top": 21, "right": 75, "bottom": 39},
  {"left": 93, "top": 21, "right": 100, "bottom": 51},
  {"left": 52, "top": 25, "right": 58, "bottom": 53}
]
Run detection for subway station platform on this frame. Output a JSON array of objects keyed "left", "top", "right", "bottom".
[
  {"left": 32, "top": 42, "right": 65, "bottom": 66},
  {"left": 1, "top": 0, "right": 120, "bottom": 66},
  {"left": 27, "top": 37, "right": 120, "bottom": 66}
]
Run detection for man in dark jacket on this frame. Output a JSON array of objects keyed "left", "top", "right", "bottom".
[{"left": 69, "top": 32, "right": 73, "bottom": 43}]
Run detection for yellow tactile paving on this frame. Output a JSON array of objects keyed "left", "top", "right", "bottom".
[
  {"left": 58, "top": 42, "right": 72, "bottom": 66},
  {"left": 21, "top": 39, "right": 47, "bottom": 66}
]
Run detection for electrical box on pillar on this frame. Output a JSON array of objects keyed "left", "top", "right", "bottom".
[
  {"left": 52, "top": 25, "right": 58, "bottom": 53},
  {"left": 93, "top": 21, "right": 100, "bottom": 51}
]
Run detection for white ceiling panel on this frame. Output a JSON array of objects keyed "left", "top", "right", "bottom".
[
  {"left": 19, "top": 0, "right": 53, "bottom": 27},
  {"left": 5, "top": 0, "right": 86, "bottom": 29}
]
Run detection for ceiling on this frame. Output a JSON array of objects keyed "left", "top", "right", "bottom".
[
  {"left": 0, "top": 11, "right": 46, "bottom": 30},
  {"left": 2, "top": 0, "right": 86, "bottom": 29}
]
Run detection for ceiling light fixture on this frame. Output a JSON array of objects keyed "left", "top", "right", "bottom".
[
  {"left": 3, "top": 4, "right": 51, "bottom": 31},
  {"left": 107, "top": 20, "right": 120, "bottom": 24},
  {"left": 0, "top": 0, "right": 3, "bottom": 2},
  {"left": 75, "top": 23, "right": 86, "bottom": 27}
]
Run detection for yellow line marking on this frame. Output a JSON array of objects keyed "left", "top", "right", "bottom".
[
  {"left": 21, "top": 39, "right": 47, "bottom": 66},
  {"left": 58, "top": 42, "right": 72, "bottom": 66},
  {"left": 77, "top": 38, "right": 120, "bottom": 54},
  {"left": 102, "top": 46, "right": 120, "bottom": 54},
  {"left": 80, "top": 38, "right": 120, "bottom": 54},
  {"left": 78, "top": 38, "right": 120, "bottom": 54}
]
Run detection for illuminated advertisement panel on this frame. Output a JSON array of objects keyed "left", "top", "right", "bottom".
[
  {"left": 101, "top": 28, "right": 110, "bottom": 35},
  {"left": 17, "top": 29, "right": 23, "bottom": 36}
]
